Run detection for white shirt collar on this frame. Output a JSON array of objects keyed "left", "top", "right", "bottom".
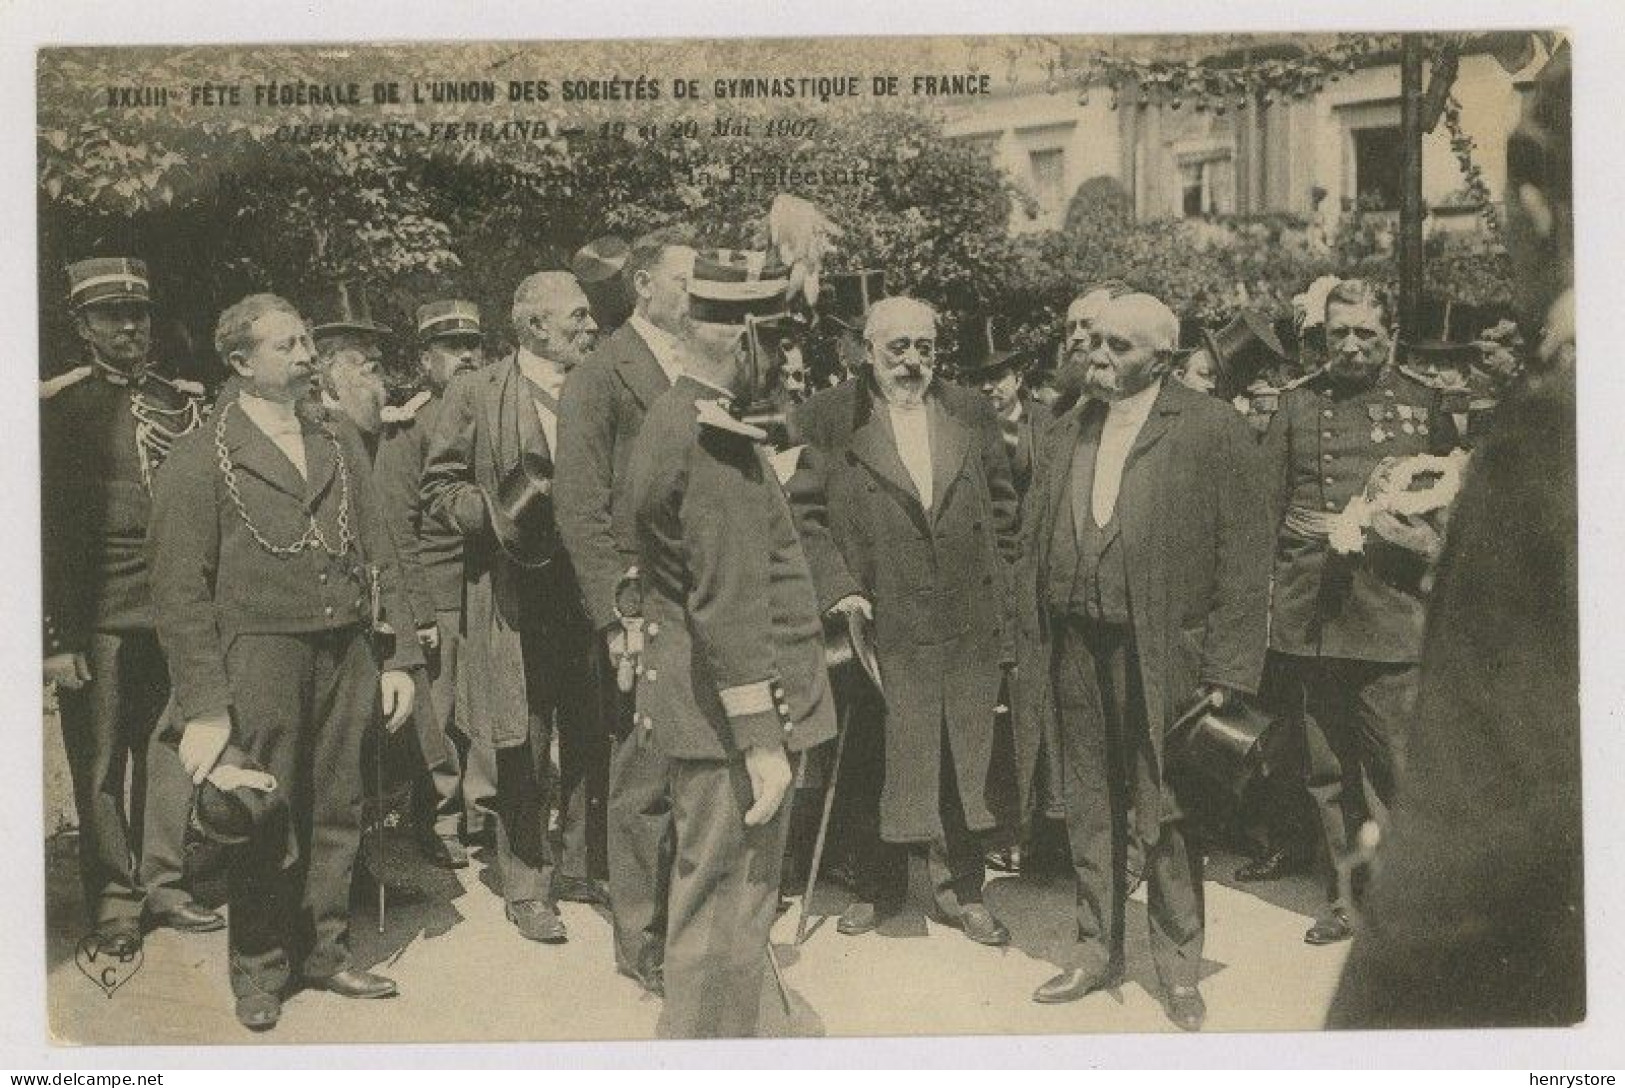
[
  {"left": 629, "top": 313, "right": 685, "bottom": 384},
  {"left": 237, "top": 390, "right": 303, "bottom": 435},
  {"left": 516, "top": 345, "right": 566, "bottom": 399},
  {"left": 1103, "top": 379, "right": 1161, "bottom": 428}
]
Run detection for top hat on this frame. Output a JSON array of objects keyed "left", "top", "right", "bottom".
[
  {"left": 416, "top": 299, "right": 482, "bottom": 342},
  {"left": 312, "top": 283, "right": 391, "bottom": 341},
  {"left": 1401, "top": 297, "right": 1485, "bottom": 368},
  {"left": 958, "top": 314, "right": 1027, "bottom": 381},
  {"left": 490, "top": 450, "right": 558, "bottom": 568},
  {"left": 192, "top": 745, "right": 286, "bottom": 847},
  {"left": 818, "top": 270, "right": 887, "bottom": 333},
  {"left": 1166, "top": 690, "right": 1276, "bottom": 798},
  {"left": 66, "top": 257, "right": 151, "bottom": 311},
  {"left": 821, "top": 608, "right": 884, "bottom": 696},
  {"left": 1201, "top": 309, "right": 1290, "bottom": 395}
]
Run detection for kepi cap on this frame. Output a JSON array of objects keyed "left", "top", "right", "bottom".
[
  {"left": 417, "top": 299, "right": 482, "bottom": 341},
  {"left": 67, "top": 257, "right": 150, "bottom": 311}
]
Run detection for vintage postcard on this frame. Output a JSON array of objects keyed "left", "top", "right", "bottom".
[{"left": 34, "top": 28, "right": 1579, "bottom": 1049}]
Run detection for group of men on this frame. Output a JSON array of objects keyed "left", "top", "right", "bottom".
[{"left": 43, "top": 80, "right": 1569, "bottom": 1034}]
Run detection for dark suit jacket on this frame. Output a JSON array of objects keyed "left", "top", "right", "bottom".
[
  {"left": 420, "top": 355, "right": 589, "bottom": 748},
  {"left": 148, "top": 399, "right": 421, "bottom": 723},
  {"left": 1024, "top": 379, "right": 1270, "bottom": 842},
  {"left": 628, "top": 376, "right": 836, "bottom": 760},
  {"left": 555, "top": 320, "right": 673, "bottom": 633},
  {"left": 787, "top": 377, "right": 1020, "bottom": 843}
]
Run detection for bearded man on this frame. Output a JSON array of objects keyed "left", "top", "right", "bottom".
[{"left": 788, "top": 295, "right": 1021, "bottom": 947}]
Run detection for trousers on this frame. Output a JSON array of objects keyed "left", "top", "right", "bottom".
[
  {"left": 417, "top": 608, "right": 495, "bottom": 841},
  {"left": 1272, "top": 653, "right": 1418, "bottom": 906},
  {"left": 1052, "top": 619, "right": 1204, "bottom": 990},
  {"left": 57, "top": 628, "right": 193, "bottom": 927},
  {"left": 659, "top": 756, "right": 793, "bottom": 1039},
  {"left": 224, "top": 628, "right": 374, "bottom": 997},
  {"left": 607, "top": 712, "right": 674, "bottom": 976},
  {"left": 840, "top": 702, "right": 986, "bottom": 915},
  {"left": 486, "top": 619, "right": 604, "bottom": 904}
]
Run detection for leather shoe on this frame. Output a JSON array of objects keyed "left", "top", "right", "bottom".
[
  {"left": 1305, "top": 907, "right": 1354, "bottom": 945},
  {"left": 506, "top": 899, "right": 568, "bottom": 943},
  {"left": 1164, "top": 984, "right": 1206, "bottom": 1031},
  {"left": 1032, "top": 965, "right": 1123, "bottom": 1004},
  {"left": 420, "top": 833, "right": 469, "bottom": 870},
  {"left": 1235, "top": 850, "right": 1298, "bottom": 883},
  {"left": 985, "top": 847, "right": 1021, "bottom": 874},
  {"left": 837, "top": 900, "right": 879, "bottom": 936},
  {"left": 955, "top": 903, "right": 1010, "bottom": 946},
  {"left": 149, "top": 901, "right": 226, "bottom": 934},
  {"left": 552, "top": 874, "right": 609, "bottom": 905},
  {"left": 307, "top": 967, "right": 398, "bottom": 999},
  {"left": 235, "top": 991, "right": 281, "bottom": 1031},
  {"left": 95, "top": 923, "right": 142, "bottom": 958}
]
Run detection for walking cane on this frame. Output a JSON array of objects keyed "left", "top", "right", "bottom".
[
  {"left": 794, "top": 717, "right": 848, "bottom": 946},
  {"left": 368, "top": 566, "right": 389, "bottom": 934}
]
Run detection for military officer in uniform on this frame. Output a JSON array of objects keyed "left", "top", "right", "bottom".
[
  {"left": 625, "top": 265, "right": 836, "bottom": 1038},
  {"left": 1263, "top": 277, "right": 1443, "bottom": 945},
  {"left": 41, "top": 257, "right": 220, "bottom": 953},
  {"left": 149, "top": 293, "right": 420, "bottom": 1029},
  {"left": 374, "top": 299, "right": 494, "bottom": 867}
]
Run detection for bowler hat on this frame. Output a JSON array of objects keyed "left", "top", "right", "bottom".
[
  {"left": 490, "top": 450, "right": 558, "bottom": 568},
  {"left": 1201, "top": 309, "right": 1289, "bottom": 395},
  {"left": 1167, "top": 690, "right": 1276, "bottom": 797},
  {"left": 192, "top": 746, "right": 286, "bottom": 847}
]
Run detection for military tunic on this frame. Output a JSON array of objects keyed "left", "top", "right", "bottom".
[
  {"left": 1262, "top": 364, "right": 1443, "bottom": 910},
  {"left": 41, "top": 362, "right": 206, "bottom": 928},
  {"left": 627, "top": 374, "right": 836, "bottom": 1038}
]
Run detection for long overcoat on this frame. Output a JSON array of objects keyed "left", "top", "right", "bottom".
[
  {"left": 1021, "top": 379, "right": 1272, "bottom": 846},
  {"left": 420, "top": 355, "right": 587, "bottom": 749},
  {"left": 787, "top": 377, "right": 1020, "bottom": 843}
]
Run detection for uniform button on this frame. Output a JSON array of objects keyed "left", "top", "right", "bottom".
[
  {"left": 646, "top": 622, "right": 660, "bottom": 637},
  {"left": 1322, "top": 430, "right": 1333, "bottom": 440},
  {"left": 645, "top": 668, "right": 657, "bottom": 681},
  {"left": 324, "top": 605, "right": 334, "bottom": 617},
  {"left": 1321, "top": 409, "right": 1333, "bottom": 419},
  {"left": 1324, "top": 500, "right": 1337, "bottom": 511},
  {"left": 1321, "top": 453, "right": 1333, "bottom": 463},
  {"left": 319, "top": 572, "right": 328, "bottom": 584},
  {"left": 1323, "top": 476, "right": 1335, "bottom": 485}
]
